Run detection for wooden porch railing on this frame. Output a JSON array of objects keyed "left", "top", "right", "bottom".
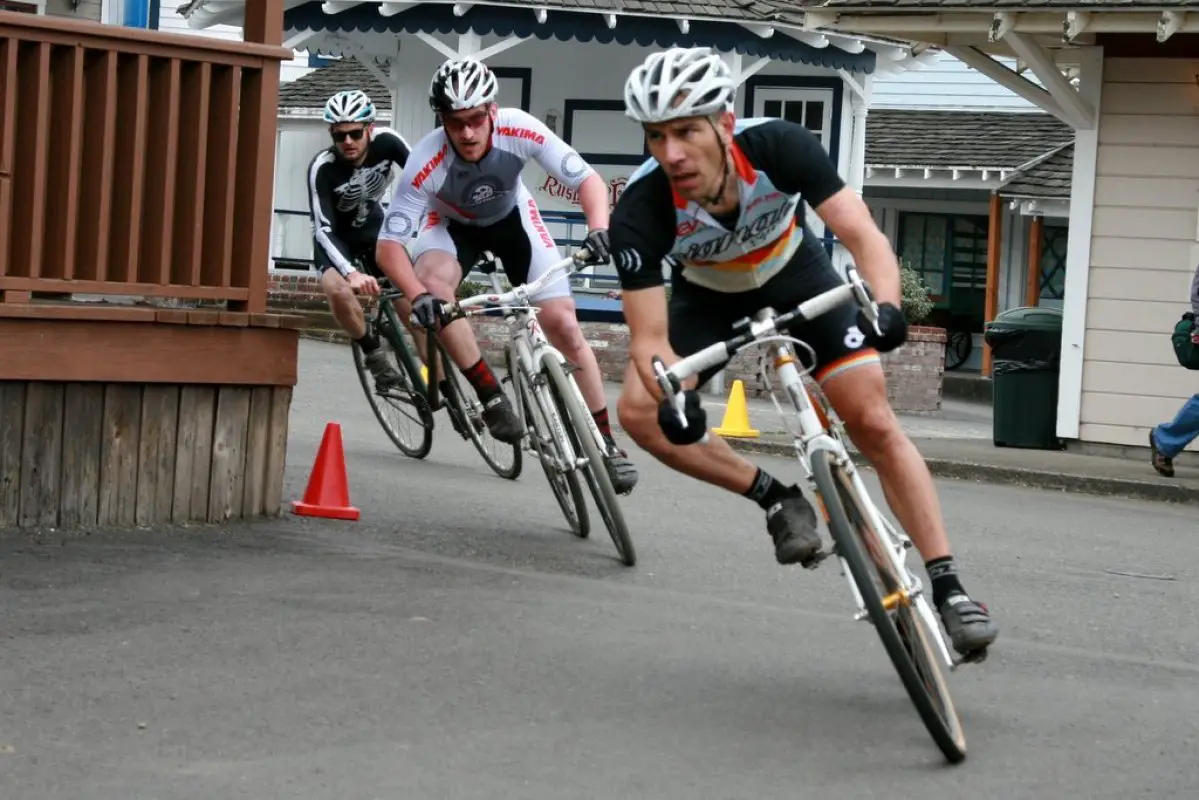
[{"left": 0, "top": 8, "right": 289, "bottom": 313}]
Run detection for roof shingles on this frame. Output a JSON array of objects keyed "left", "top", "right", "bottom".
[
  {"left": 865, "top": 109, "right": 1073, "bottom": 169},
  {"left": 997, "top": 142, "right": 1074, "bottom": 200}
]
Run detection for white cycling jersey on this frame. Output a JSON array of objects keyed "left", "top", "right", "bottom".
[
  {"left": 378, "top": 107, "right": 596, "bottom": 302},
  {"left": 378, "top": 107, "right": 595, "bottom": 241}
]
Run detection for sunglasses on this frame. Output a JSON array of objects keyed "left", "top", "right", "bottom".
[{"left": 331, "top": 128, "right": 366, "bottom": 143}]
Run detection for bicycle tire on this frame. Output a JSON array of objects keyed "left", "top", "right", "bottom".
[
  {"left": 810, "top": 448, "right": 967, "bottom": 764},
  {"left": 540, "top": 353, "right": 636, "bottom": 567},
  {"left": 506, "top": 349, "right": 589, "bottom": 538},
  {"left": 426, "top": 330, "right": 522, "bottom": 480},
  {"left": 351, "top": 312, "right": 434, "bottom": 459}
]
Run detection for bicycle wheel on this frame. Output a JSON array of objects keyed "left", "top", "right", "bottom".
[
  {"left": 351, "top": 316, "right": 434, "bottom": 459},
  {"left": 810, "top": 448, "right": 967, "bottom": 764},
  {"left": 426, "top": 331, "right": 522, "bottom": 480},
  {"left": 506, "top": 349, "right": 590, "bottom": 537},
  {"left": 540, "top": 353, "right": 636, "bottom": 567}
]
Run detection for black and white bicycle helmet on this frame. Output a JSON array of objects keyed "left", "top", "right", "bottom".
[
  {"left": 428, "top": 57, "right": 499, "bottom": 112},
  {"left": 623, "top": 47, "right": 737, "bottom": 123},
  {"left": 323, "top": 89, "right": 377, "bottom": 124}
]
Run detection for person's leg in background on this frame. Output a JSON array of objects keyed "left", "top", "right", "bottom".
[{"left": 1149, "top": 393, "right": 1199, "bottom": 477}]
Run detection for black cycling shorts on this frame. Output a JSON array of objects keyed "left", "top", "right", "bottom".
[
  {"left": 668, "top": 260, "right": 880, "bottom": 390},
  {"left": 313, "top": 215, "right": 385, "bottom": 279}
]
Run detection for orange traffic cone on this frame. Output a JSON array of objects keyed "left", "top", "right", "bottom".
[
  {"left": 292, "top": 422, "right": 361, "bottom": 520},
  {"left": 712, "top": 379, "right": 760, "bottom": 439}
]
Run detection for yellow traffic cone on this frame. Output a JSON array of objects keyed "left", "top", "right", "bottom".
[{"left": 712, "top": 379, "right": 760, "bottom": 438}]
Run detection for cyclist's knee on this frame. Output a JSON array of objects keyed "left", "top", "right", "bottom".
[
  {"left": 321, "top": 270, "right": 355, "bottom": 305},
  {"left": 414, "top": 250, "right": 461, "bottom": 299},
  {"left": 537, "top": 301, "right": 584, "bottom": 348}
]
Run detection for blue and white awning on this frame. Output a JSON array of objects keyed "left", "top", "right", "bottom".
[{"left": 180, "top": 2, "right": 945, "bottom": 75}]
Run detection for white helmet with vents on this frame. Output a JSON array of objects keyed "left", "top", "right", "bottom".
[
  {"left": 428, "top": 57, "right": 499, "bottom": 111},
  {"left": 623, "top": 47, "right": 737, "bottom": 124},
  {"left": 323, "top": 89, "right": 377, "bottom": 124}
]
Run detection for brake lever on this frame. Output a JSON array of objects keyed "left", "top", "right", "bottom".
[
  {"left": 846, "top": 266, "right": 883, "bottom": 338},
  {"left": 651, "top": 355, "right": 709, "bottom": 445}
]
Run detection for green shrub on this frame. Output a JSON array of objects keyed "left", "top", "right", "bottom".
[
  {"left": 899, "top": 261, "right": 934, "bottom": 326},
  {"left": 456, "top": 279, "right": 493, "bottom": 299}
]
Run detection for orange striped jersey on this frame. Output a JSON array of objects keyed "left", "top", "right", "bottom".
[{"left": 609, "top": 117, "right": 846, "bottom": 294}]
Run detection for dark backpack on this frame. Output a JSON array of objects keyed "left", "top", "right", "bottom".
[{"left": 1171, "top": 312, "right": 1199, "bottom": 370}]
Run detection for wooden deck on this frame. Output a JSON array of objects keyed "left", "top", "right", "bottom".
[{"left": 0, "top": 2, "right": 300, "bottom": 531}]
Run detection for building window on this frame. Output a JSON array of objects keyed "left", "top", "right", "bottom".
[
  {"left": 561, "top": 99, "right": 648, "bottom": 165},
  {"left": 897, "top": 211, "right": 989, "bottom": 318},
  {"left": 1039, "top": 224, "right": 1068, "bottom": 301},
  {"left": 756, "top": 91, "right": 834, "bottom": 150}
]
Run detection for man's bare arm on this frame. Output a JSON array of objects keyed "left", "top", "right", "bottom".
[
  {"left": 623, "top": 285, "right": 678, "bottom": 401},
  {"left": 813, "top": 186, "right": 901, "bottom": 306}
]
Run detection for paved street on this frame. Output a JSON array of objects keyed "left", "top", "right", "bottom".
[{"left": 2, "top": 339, "right": 1197, "bottom": 798}]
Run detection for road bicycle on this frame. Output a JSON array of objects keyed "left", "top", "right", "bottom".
[
  {"left": 350, "top": 275, "right": 520, "bottom": 481},
  {"left": 436, "top": 247, "right": 637, "bottom": 567},
  {"left": 651, "top": 266, "right": 975, "bottom": 764}
]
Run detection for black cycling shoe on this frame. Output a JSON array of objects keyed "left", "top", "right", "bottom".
[
  {"left": 364, "top": 348, "right": 403, "bottom": 391},
  {"left": 938, "top": 592, "right": 999, "bottom": 656},
  {"left": 765, "top": 492, "right": 825, "bottom": 567},
  {"left": 480, "top": 394, "right": 524, "bottom": 444},
  {"left": 602, "top": 435, "right": 639, "bottom": 495}
]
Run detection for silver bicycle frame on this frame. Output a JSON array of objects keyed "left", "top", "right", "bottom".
[
  {"left": 656, "top": 269, "right": 959, "bottom": 670},
  {"left": 455, "top": 251, "right": 608, "bottom": 474}
]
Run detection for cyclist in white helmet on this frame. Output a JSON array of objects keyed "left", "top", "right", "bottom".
[
  {"left": 376, "top": 57, "right": 639, "bottom": 494},
  {"left": 608, "top": 47, "right": 997, "bottom": 658},
  {"left": 307, "top": 89, "right": 412, "bottom": 390}
]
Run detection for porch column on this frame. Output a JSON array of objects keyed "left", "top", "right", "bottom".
[
  {"left": 1055, "top": 47, "right": 1104, "bottom": 442},
  {"left": 1025, "top": 215, "right": 1044, "bottom": 307},
  {"left": 849, "top": 88, "right": 869, "bottom": 195},
  {"left": 981, "top": 191, "right": 1003, "bottom": 377}
]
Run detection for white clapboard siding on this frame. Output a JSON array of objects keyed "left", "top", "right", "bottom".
[
  {"left": 45, "top": 0, "right": 101, "bottom": 19},
  {"left": 1079, "top": 57, "right": 1199, "bottom": 449},
  {"left": 157, "top": 0, "right": 314, "bottom": 82},
  {"left": 871, "top": 50, "right": 1039, "bottom": 110}
]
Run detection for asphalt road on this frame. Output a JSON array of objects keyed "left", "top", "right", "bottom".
[{"left": 2, "top": 339, "right": 1197, "bottom": 799}]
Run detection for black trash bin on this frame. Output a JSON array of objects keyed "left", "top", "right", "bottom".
[{"left": 983, "top": 306, "right": 1064, "bottom": 449}]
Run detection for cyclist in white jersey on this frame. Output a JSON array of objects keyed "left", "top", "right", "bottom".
[
  {"left": 376, "top": 58, "right": 638, "bottom": 493},
  {"left": 608, "top": 48, "right": 997, "bottom": 658}
]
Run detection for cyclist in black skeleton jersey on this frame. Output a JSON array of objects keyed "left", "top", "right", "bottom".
[
  {"left": 608, "top": 48, "right": 997, "bottom": 658},
  {"left": 307, "top": 89, "right": 412, "bottom": 390},
  {"left": 375, "top": 58, "right": 639, "bottom": 494}
]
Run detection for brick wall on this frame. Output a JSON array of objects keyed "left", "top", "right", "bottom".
[{"left": 268, "top": 274, "right": 946, "bottom": 413}]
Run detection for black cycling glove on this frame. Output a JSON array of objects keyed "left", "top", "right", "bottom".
[
  {"left": 582, "top": 229, "right": 611, "bottom": 265},
  {"left": 411, "top": 292, "right": 449, "bottom": 329},
  {"left": 657, "top": 389, "right": 707, "bottom": 446},
  {"left": 858, "top": 302, "right": 908, "bottom": 353}
]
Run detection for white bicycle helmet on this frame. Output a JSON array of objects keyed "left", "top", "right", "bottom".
[
  {"left": 323, "top": 89, "right": 376, "bottom": 124},
  {"left": 428, "top": 57, "right": 498, "bottom": 112},
  {"left": 624, "top": 47, "right": 737, "bottom": 123}
]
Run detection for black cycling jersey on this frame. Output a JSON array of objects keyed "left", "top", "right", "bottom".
[
  {"left": 307, "top": 126, "right": 411, "bottom": 277},
  {"left": 608, "top": 117, "right": 846, "bottom": 295}
]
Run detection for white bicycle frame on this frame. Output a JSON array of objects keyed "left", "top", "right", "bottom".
[
  {"left": 448, "top": 249, "right": 607, "bottom": 476},
  {"left": 652, "top": 267, "right": 961, "bottom": 671}
]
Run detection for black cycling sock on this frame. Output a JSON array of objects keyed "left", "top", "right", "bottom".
[
  {"left": 743, "top": 468, "right": 793, "bottom": 511},
  {"left": 463, "top": 358, "right": 501, "bottom": 401},
  {"left": 356, "top": 331, "right": 380, "bottom": 353},
  {"left": 926, "top": 556, "right": 965, "bottom": 608}
]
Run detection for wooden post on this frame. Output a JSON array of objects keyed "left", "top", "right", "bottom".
[
  {"left": 243, "top": 0, "right": 284, "bottom": 46},
  {"left": 231, "top": 0, "right": 284, "bottom": 313},
  {"left": 981, "top": 192, "right": 1003, "bottom": 377},
  {"left": 1025, "top": 215, "right": 1044, "bottom": 308}
]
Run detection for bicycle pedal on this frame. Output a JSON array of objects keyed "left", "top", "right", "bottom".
[
  {"left": 800, "top": 550, "right": 830, "bottom": 570},
  {"left": 957, "top": 647, "right": 989, "bottom": 666}
]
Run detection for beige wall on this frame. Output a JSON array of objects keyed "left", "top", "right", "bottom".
[{"left": 1079, "top": 57, "right": 1199, "bottom": 449}]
